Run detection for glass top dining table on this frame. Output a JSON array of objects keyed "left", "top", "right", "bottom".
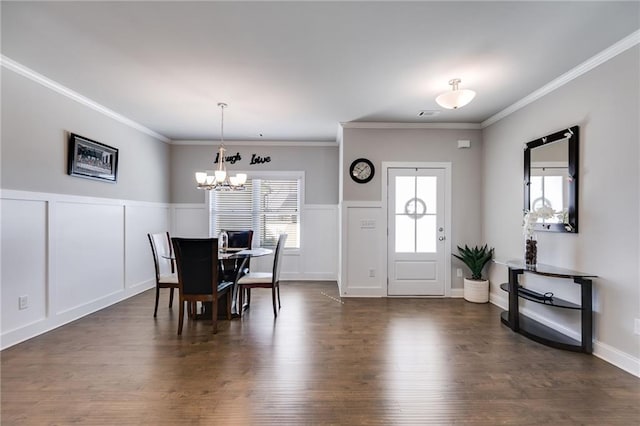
[
  {"left": 221, "top": 247, "right": 273, "bottom": 315},
  {"left": 219, "top": 247, "right": 273, "bottom": 259},
  {"left": 161, "top": 247, "right": 273, "bottom": 262},
  {"left": 163, "top": 247, "right": 273, "bottom": 315}
]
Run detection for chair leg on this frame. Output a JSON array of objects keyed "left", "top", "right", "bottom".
[
  {"left": 226, "top": 291, "right": 232, "bottom": 320},
  {"left": 276, "top": 282, "right": 281, "bottom": 308},
  {"left": 238, "top": 287, "right": 245, "bottom": 318},
  {"left": 169, "top": 288, "right": 174, "bottom": 308},
  {"left": 154, "top": 286, "right": 160, "bottom": 317},
  {"left": 211, "top": 297, "right": 218, "bottom": 334},
  {"left": 271, "top": 286, "right": 278, "bottom": 317},
  {"left": 177, "top": 300, "right": 184, "bottom": 335}
]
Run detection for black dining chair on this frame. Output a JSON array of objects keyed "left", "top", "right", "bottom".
[
  {"left": 220, "top": 230, "right": 254, "bottom": 281},
  {"left": 171, "top": 238, "right": 234, "bottom": 335},
  {"left": 237, "top": 233, "right": 287, "bottom": 317},
  {"left": 147, "top": 232, "right": 179, "bottom": 317}
]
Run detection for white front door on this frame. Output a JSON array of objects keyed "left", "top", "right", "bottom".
[{"left": 387, "top": 167, "right": 447, "bottom": 296}]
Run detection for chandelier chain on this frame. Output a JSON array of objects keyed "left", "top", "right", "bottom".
[
  {"left": 218, "top": 102, "right": 226, "bottom": 145},
  {"left": 195, "top": 102, "right": 246, "bottom": 191}
]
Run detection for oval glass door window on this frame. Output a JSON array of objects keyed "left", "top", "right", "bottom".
[{"left": 405, "top": 197, "right": 426, "bottom": 219}]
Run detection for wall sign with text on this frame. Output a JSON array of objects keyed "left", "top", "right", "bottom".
[{"left": 214, "top": 152, "right": 272, "bottom": 165}]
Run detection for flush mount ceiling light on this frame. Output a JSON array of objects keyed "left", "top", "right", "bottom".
[
  {"left": 195, "top": 102, "right": 247, "bottom": 191},
  {"left": 435, "top": 78, "right": 476, "bottom": 110}
]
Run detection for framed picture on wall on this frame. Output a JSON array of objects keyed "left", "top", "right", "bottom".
[{"left": 67, "top": 133, "right": 119, "bottom": 183}]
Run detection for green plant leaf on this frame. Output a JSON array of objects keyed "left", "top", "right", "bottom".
[{"left": 452, "top": 244, "right": 494, "bottom": 280}]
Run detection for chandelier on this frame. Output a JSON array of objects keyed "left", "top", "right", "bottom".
[
  {"left": 435, "top": 78, "right": 476, "bottom": 110},
  {"left": 195, "top": 102, "right": 247, "bottom": 191}
]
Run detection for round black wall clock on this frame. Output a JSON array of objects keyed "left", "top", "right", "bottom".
[{"left": 349, "top": 158, "right": 375, "bottom": 184}]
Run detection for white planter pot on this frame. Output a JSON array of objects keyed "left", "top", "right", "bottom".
[{"left": 463, "top": 278, "right": 489, "bottom": 303}]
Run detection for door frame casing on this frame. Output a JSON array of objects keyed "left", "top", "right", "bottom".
[{"left": 382, "top": 162, "right": 452, "bottom": 297}]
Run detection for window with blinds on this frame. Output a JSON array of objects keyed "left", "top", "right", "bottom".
[{"left": 209, "top": 177, "right": 300, "bottom": 249}]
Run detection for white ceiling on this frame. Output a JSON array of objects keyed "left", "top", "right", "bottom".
[{"left": 2, "top": 1, "right": 639, "bottom": 142}]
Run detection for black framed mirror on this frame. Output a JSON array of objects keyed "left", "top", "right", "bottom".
[{"left": 524, "top": 125, "right": 579, "bottom": 233}]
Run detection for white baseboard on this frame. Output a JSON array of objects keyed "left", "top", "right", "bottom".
[
  {"left": 1, "top": 190, "right": 169, "bottom": 351},
  {"left": 489, "top": 291, "right": 508, "bottom": 310},
  {"left": 593, "top": 340, "right": 640, "bottom": 377},
  {"left": 281, "top": 272, "right": 337, "bottom": 281},
  {"left": 1, "top": 282, "right": 153, "bottom": 350},
  {"left": 489, "top": 293, "right": 640, "bottom": 378},
  {"left": 340, "top": 287, "right": 386, "bottom": 297},
  {"left": 340, "top": 287, "right": 464, "bottom": 298}
]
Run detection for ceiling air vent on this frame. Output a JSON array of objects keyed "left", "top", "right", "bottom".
[{"left": 417, "top": 110, "right": 441, "bottom": 117}]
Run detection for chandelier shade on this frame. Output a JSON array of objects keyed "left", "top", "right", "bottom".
[
  {"left": 436, "top": 78, "right": 476, "bottom": 110},
  {"left": 195, "top": 103, "right": 247, "bottom": 191}
]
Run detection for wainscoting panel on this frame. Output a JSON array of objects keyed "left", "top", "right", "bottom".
[
  {"left": 0, "top": 190, "right": 169, "bottom": 350},
  {"left": 1, "top": 198, "right": 48, "bottom": 333},
  {"left": 248, "top": 252, "right": 301, "bottom": 280},
  {"left": 125, "top": 204, "right": 171, "bottom": 289},
  {"left": 300, "top": 205, "right": 338, "bottom": 280},
  {"left": 280, "top": 253, "right": 301, "bottom": 280},
  {"left": 55, "top": 201, "right": 125, "bottom": 314},
  {"left": 1, "top": 193, "right": 334, "bottom": 349},
  {"left": 341, "top": 204, "right": 386, "bottom": 297}
]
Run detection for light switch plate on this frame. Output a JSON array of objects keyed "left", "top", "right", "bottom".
[{"left": 18, "top": 295, "right": 28, "bottom": 310}]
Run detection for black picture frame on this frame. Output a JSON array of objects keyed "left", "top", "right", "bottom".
[{"left": 68, "top": 133, "right": 119, "bottom": 183}]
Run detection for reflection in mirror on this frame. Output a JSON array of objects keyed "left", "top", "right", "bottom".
[
  {"left": 530, "top": 138, "right": 568, "bottom": 225},
  {"left": 524, "top": 126, "right": 579, "bottom": 233}
]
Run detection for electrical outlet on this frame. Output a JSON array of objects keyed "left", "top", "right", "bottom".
[
  {"left": 18, "top": 295, "right": 28, "bottom": 310},
  {"left": 456, "top": 268, "right": 463, "bottom": 278},
  {"left": 369, "top": 269, "right": 376, "bottom": 278},
  {"left": 635, "top": 319, "right": 640, "bottom": 335}
]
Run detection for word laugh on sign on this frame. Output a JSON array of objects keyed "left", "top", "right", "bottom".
[{"left": 214, "top": 152, "right": 272, "bottom": 165}]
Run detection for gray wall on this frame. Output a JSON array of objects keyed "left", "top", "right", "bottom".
[
  {"left": 1, "top": 70, "right": 170, "bottom": 202},
  {"left": 482, "top": 46, "right": 640, "bottom": 358},
  {"left": 342, "top": 128, "right": 485, "bottom": 251},
  {"left": 170, "top": 144, "right": 339, "bottom": 205}
]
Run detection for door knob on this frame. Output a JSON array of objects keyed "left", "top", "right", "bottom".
[{"left": 439, "top": 236, "right": 446, "bottom": 241}]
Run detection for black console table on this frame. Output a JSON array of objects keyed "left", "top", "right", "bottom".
[{"left": 496, "top": 260, "right": 597, "bottom": 354}]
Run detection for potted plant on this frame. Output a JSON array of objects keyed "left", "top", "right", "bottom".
[{"left": 452, "top": 244, "right": 494, "bottom": 303}]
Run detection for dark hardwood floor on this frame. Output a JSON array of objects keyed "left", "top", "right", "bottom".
[{"left": 2, "top": 281, "right": 638, "bottom": 425}]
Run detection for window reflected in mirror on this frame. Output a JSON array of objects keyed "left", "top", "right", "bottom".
[
  {"left": 530, "top": 138, "right": 569, "bottom": 225},
  {"left": 524, "top": 126, "right": 579, "bottom": 233}
]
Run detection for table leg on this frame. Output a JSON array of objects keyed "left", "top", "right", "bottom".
[
  {"left": 508, "top": 267, "right": 521, "bottom": 331},
  {"left": 230, "top": 257, "right": 250, "bottom": 316}
]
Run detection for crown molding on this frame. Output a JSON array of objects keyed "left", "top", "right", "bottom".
[
  {"left": 341, "top": 122, "right": 482, "bottom": 130},
  {"left": 0, "top": 55, "right": 171, "bottom": 143},
  {"left": 482, "top": 29, "right": 640, "bottom": 128},
  {"left": 4, "top": 26, "right": 638, "bottom": 142},
  {"left": 171, "top": 139, "right": 338, "bottom": 147}
]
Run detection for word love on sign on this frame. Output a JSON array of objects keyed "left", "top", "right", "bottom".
[
  {"left": 250, "top": 154, "right": 270, "bottom": 164},
  {"left": 214, "top": 152, "right": 272, "bottom": 165}
]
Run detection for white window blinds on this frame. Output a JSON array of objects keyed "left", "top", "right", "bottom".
[{"left": 209, "top": 177, "right": 300, "bottom": 249}]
